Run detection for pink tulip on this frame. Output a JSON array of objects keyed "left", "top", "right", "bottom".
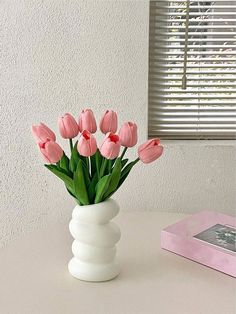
[
  {"left": 78, "top": 109, "right": 97, "bottom": 133},
  {"left": 138, "top": 138, "right": 163, "bottom": 164},
  {"left": 39, "top": 140, "right": 63, "bottom": 164},
  {"left": 99, "top": 110, "right": 118, "bottom": 134},
  {"left": 58, "top": 113, "right": 79, "bottom": 139},
  {"left": 77, "top": 130, "right": 97, "bottom": 157},
  {"left": 32, "top": 123, "right": 56, "bottom": 143},
  {"left": 100, "top": 132, "right": 121, "bottom": 160},
  {"left": 119, "top": 122, "right": 138, "bottom": 147}
]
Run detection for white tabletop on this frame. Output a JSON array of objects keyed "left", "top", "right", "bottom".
[{"left": 0, "top": 212, "right": 235, "bottom": 314}]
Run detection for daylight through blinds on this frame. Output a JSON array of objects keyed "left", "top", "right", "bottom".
[{"left": 148, "top": 0, "right": 236, "bottom": 139}]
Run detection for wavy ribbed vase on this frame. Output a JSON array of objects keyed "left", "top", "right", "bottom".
[{"left": 68, "top": 199, "right": 121, "bottom": 282}]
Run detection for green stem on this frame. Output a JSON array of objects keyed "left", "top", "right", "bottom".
[
  {"left": 120, "top": 147, "right": 128, "bottom": 160},
  {"left": 133, "top": 157, "right": 140, "bottom": 165},
  {"left": 108, "top": 160, "right": 112, "bottom": 173},
  {"left": 95, "top": 151, "right": 100, "bottom": 180},
  {"left": 69, "top": 138, "right": 73, "bottom": 153},
  {"left": 86, "top": 157, "right": 90, "bottom": 177},
  {"left": 100, "top": 159, "right": 108, "bottom": 178}
]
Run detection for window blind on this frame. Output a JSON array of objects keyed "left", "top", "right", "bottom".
[{"left": 148, "top": 0, "right": 236, "bottom": 139}]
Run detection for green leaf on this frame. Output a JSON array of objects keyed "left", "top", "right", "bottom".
[
  {"left": 95, "top": 150, "right": 103, "bottom": 167},
  {"left": 103, "top": 158, "right": 121, "bottom": 199},
  {"left": 60, "top": 153, "right": 70, "bottom": 172},
  {"left": 106, "top": 167, "right": 132, "bottom": 199},
  {"left": 117, "top": 170, "right": 131, "bottom": 190},
  {"left": 87, "top": 172, "right": 98, "bottom": 204},
  {"left": 120, "top": 160, "right": 137, "bottom": 180},
  {"left": 44, "top": 164, "right": 74, "bottom": 193},
  {"left": 111, "top": 159, "right": 116, "bottom": 167},
  {"left": 90, "top": 154, "right": 97, "bottom": 178},
  {"left": 69, "top": 141, "right": 88, "bottom": 173},
  {"left": 74, "top": 159, "right": 89, "bottom": 205},
  {"left": 82, "top": 158, "right": 91, "bottom": 187},
  {"left": 57, "top": 153, "right": 73, "bottom": 177},
  {"left": 99, "top": 158, "right": 108, "bottom": 178},
  {"left": 65, "top": 186, "right": 79, "bottom": 202},
  {"left": 105, "top": 159, "right": 139, "bottom": 199},
  {"left": 121, "top": 158, "right": 129, "bottom": 169},
  {"left": 69, "top": 141, "right": 79, "bottom": 172},
  {"left": 95, "top": 174, "right": 111, "bottom": 204},
  {"left": 115, "top": 160, "right": 138, "bottom": 192}
]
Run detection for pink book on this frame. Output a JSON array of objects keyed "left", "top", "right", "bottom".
[{"left": 161, "top": 211, "right": 236, "bottom": 277}]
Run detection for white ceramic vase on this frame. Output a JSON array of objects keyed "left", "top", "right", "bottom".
[{"left": 68, "top": 198, "right": 121, "bottom": 282}]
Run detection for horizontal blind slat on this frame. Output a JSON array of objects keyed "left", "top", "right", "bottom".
[
  {"left": 150, "top": 38, "right": 236, "bottom": 43},
  {"left": 150, "top": 18, "right": 236, "bottom": 23},
  {"left": 151, "top": 32, "right": 236, "bottom": 36},
  {"left": 150, "top": 43, "right": 236, "bottom": 48},
  {"left": 150, "top": 12, "right": 236, "bottom": 16},
  {"left": 150, "top": 0, "right": 236, "bottom": 3},
  {"left": 149, "top": 75, "right": 236, "bottom": 81},
  {"left": 151, "top": 5, "right": 236, "bottom": 9},
  {"left": 150, "top": 52, "right": 236, "bottom": 56},
  {"left": 150, "top": 100, "right": 236, "bottom": 105},
  {"left": 150, "top": 57, "right": 236, "bottom": 62},
  {"left": 151, "top": 25, "right": 236, "bottom": 30},
  {"left": 150, "top": 70, "right": 236, "bottom": 74},
  {"left": 150, "top": 83, "right": 236, "bottom": 87},
  {"left": 149, "top": 63, "right": 236, "bottom": 68},
  {"left": 149, "top": 94, "right": 236, "bottom": 99},
  {"left": 150, "top": 89, "right": 236, "bottom": 93}
]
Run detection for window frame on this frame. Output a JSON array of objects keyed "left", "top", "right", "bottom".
[{"left": 148, "top": 0, "right": 236, "bottom": 140}]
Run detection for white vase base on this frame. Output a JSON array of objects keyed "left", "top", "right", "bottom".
[{"left": 68, "top": 257, "right": 120, "bottom": 282}]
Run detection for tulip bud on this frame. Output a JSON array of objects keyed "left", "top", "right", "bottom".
[
  {"left": 138, "top": 139, "right": 163, "bottom": 164},
  {"left": 77, "top": 130, "right": 97, "bottom": 157},
  {"left": 58, "top": 113, "right": 79, "bottom": 139},
  {"left": 78, "top": 109, "right": 97, "bottom": 133},
  {"left": 100, "top": 132, "right": 121, "bottom": 160},
  {"left": 32, "top": 123, "right": 56, "bottom": 143},
  {"left": 99, "top": 110, "right": 118, "bottom": 134},
  {"left": 119, "top": 122, "right": 138, "bottom": 147},
  {"left": 39, "top": 140, "right": 63, "bottom": 164}
]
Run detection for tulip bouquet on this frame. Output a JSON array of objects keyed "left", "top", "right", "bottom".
[{"left": 32, "top": 109, "right": 163, "bottom": 206}]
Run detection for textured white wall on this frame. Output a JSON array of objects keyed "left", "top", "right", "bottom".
[{"left": 0, "top": 0, "right": 235, "bottom": 247}]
